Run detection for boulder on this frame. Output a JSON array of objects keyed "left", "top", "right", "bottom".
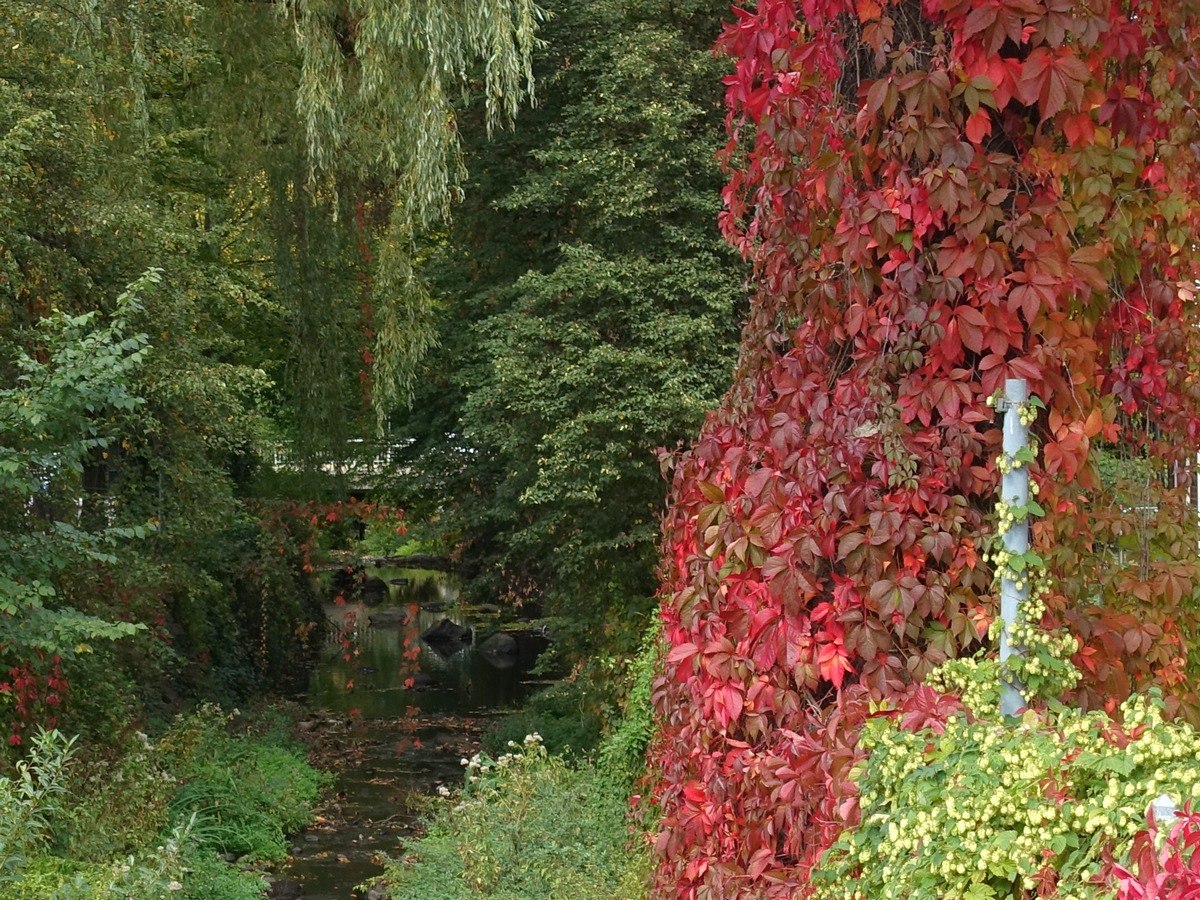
[
  {"left": 421, "top": 617, "right": 472, "bottom": 645},
  {"left": 361, "top": 575, "right": 389, "bottom": 606},
  {"left": 479, "top": 632, "right": 519, "bottom": 657},
  {"left": 367, "top": 607, "right": 408, "bottom": 628}
]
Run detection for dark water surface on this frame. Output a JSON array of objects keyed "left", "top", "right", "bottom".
[{"left": 282, "top": 568, "right": 546, "bottom": 898}]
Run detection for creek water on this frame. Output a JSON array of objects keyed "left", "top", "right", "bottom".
[{"left": 281, "top": 568, "right": 547, "bottom": 898}]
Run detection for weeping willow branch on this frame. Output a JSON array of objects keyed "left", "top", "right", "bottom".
[
  {"left": 372, "top": 217, "right": 438, "bottom": 432},
  {"left": 279, "top": 0, "right": 544, "bottom": 226},
  {"left": 276, "top": 0, "right": 545, "bottom": 421}
]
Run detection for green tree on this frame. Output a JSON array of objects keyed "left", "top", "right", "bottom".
[
  {"left": 0, "top": 280, "right": 156, "bottom": 741},
  {"left": 0, "top": 0, "right": 542, "bottom": 735},
  {"left": 393, "top": 0, "right": 743, "bottom": 654}
]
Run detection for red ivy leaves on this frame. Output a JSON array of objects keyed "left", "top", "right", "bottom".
[
  {"left": 652, "top": 0, "right": 1200, "bottom": 896},
  {"left": 2, "top": 655, "right": 67, "bottom": 747},
  {"left": 1015, "top": 47, "right": 1091, "bottom": 120},
  {"left": 1111, "top": 806, "right": 1200, "bottom": 899}
]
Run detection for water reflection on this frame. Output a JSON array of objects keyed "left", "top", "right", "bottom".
[
  {"left": 287, "top": 568, "right": 547, "bottom": 898},
  {"left": 307, "top": 568, "right": 539, "bottom": 718}
]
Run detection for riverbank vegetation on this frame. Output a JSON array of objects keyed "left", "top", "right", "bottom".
[
  {"left": 383, "top": 624, "right": 661, "bottom": 899},
  {"left": 383, "top": 738, "right": 650, "bottom": 900},
  {"left": 0, "top": 705, "right": 324, "bottom": 898}
]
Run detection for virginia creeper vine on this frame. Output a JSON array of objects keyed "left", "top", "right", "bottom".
[{"left": 651, "top": 0, "right": 1200, "bottom": 895}]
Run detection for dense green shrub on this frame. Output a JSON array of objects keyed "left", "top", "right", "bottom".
[
  {"left": 813, "top": 691, "right": 1200, "bottom": 899},
  {"left": 12, "top": 822, "right": 265, "bottom": 899},
  {"left": 383, "top": 736, "right": 651, "bottom": 899},
  {"left": 385, "top": 626, "right": 660, "bottom": 899},
  {"left": 0, "top": 706, "right": 321, "bottom": 897},
  {"left": 11, "top": 828, "right": 192, "bottom": 899}
]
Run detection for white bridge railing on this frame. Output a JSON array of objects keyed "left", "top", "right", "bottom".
[{"left": 268, "top": 438, "right": 412, "bottom": 484}]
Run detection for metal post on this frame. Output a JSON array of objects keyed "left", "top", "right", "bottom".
[
  {"left": 1152, "top": 793, "right": 1178, "bottom": 827},
  {"left": 999, "top": 378, "right": 1029, "bottom": 717}
]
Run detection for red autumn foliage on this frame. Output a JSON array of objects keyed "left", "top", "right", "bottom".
[
  {"left": 650, "top": 0, "right": 1200, "bottom": 895},
  {"left": 0, "top": 655, "right": 67, "bottom": 747},
  {"left": 1111, "top": 807, "right": 1200, "bottom": 899}
]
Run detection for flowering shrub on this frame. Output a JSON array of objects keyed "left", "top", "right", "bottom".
[
  {"left": 814, "top": 693, "right": 1200, "bottom": 898},
  {"left": 651, "top": 0, "right": 1200, "bottom": 895}
]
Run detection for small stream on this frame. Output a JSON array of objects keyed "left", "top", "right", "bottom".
[{"left": 281, "top": 568, "right": 548, "bottom": 898}]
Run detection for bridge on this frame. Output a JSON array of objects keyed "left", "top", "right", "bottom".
[{"left": 268, "top": 438, "right": 412, "bottom": 492}]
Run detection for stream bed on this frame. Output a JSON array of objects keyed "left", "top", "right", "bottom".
[{"left": 280, "top": 568, "right": 548, "bottom": 898}]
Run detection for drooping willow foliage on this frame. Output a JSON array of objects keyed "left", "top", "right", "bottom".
[
  {"left": 279, "top": 0, "right": 545, "bottom": 423},
  {"left": 282, "top": 0, "right": 541, "bottom": 229}
]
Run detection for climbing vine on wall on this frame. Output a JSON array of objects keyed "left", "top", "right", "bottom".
[{"left": 651, "top": 0, "right": 1200, "bottom": 895}]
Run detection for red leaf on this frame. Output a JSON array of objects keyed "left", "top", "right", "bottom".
[
  {"left": 965, "top": 108, "right": 991, "bottom": 145},
  {"left": 1016, "top": 47, "right": 1091, "bottom": 120}
]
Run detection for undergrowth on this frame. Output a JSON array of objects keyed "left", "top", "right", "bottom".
[
  {"left": 0, "top": 704, "right": 324, "bottom": 898},
  {"left": 482, "top": 681, "right": 604, "bottom": 758},
  {"left": 382, "top": 736, "right": 651, "bottom": 900},
  {"left": 382, "top": 622, "right": 661, "bottom": 899}
]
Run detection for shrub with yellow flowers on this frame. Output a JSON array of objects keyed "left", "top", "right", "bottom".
[{"left": 811, "top": 690, "right": 1200, "bottom": 899}]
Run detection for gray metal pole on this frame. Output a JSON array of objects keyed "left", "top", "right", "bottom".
[
  {"left": 1152, "top": 793, "right": 1178, "bottom": 827},
  {"left": 999, "top": 377, "right": 1029, "bottom": 717}
]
